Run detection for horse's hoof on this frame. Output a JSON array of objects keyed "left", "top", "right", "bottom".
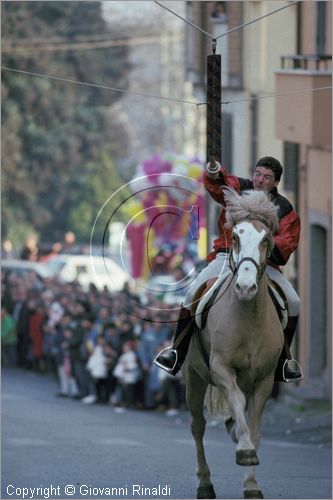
[
  {"left": 244, "top": 489, "right": 264, "bottom": 499},
  {"left": 236, "top": 449, "right": 259, "bottom": 466},
  {"left": 197, "top": 484, "right": 216, "bottom": 499}
]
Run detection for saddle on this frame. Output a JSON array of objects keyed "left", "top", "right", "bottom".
[{"left": 191, "top": 275, "right": 228, "bottom": 330}]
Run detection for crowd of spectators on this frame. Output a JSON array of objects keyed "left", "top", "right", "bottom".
[{"left": 1, "top": 264, "right": 186, "bottom": 416}]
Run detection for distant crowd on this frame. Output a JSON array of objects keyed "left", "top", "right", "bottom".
[{"left": 1, "top": 265, "right": 186, "bottom": 416}]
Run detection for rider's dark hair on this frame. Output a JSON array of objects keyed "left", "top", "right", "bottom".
[{"left": 255, "top": 156, "right": 283, "bottom": 182}]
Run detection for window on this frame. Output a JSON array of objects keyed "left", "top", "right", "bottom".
[
  {"left": 211, "top": 1, "right": 227, "bottom": 22},
  {"left": 283, "top": 142, "right": 299, "bottom": 193},
  {"left": 76, "top": 265, "right": 88, "bottom": 276},
  {"left": 316, "top": 1, "right": 327, "bottom": 54}
]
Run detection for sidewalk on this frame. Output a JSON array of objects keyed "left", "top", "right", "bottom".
[
  {"left": 261, "top": 389, "right": 332, "bottom": 448},
  {"left": 170, "top": 386, "right": 332, "bottom": 449}
]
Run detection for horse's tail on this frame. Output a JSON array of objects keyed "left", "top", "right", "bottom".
[{"left": 204, "top": 385, "right": 232, "bottom": 421}]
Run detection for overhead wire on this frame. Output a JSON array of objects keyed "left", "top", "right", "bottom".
[
  {"left": 0, "top": 66, "right": 200, "bottom": 106},
  {"left": 153, "top": 1, "right": 214, "bottom": 39},
  {"left": 215, "top": 1, "right": 300, "bottom": 40},
  {"left": 2, "top": 66, "right": 330, "bottom": 108},
  {"left": 221, "top": 86, "right": 332, "bottom": 105},
  {"left": 154, "top": 0, "right": 300, "bottom": 41},
  {"left": 2, "top": 34, "right": 179, "bottom": 54},
  {"left": 2, "top": 1, "right": 330, "bottom": 109}
]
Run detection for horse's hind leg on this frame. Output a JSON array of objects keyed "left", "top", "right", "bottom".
[
  {"left": 185, "top": 368, "right": 216, "bottom": 499},
  {"left": 243, "top": 377, "right": 274, "bottom": 499}
]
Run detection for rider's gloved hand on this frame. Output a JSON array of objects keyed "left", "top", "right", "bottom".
[{"left": 206, "top": 160, "right": 221, "bottom": 179}]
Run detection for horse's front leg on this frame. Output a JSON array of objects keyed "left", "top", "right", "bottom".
[
  {"left": 185, "top": 367, "right": 216, "bottom": 499},
  {"left": 243, "top": 376, "right": 274, "bottom": 499},
  {"left": 211, "top": 361, "right": 258, "bottom": 467}
]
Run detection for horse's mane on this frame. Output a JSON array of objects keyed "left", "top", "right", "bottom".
[{"left": 224, "top": 187, "right": 279, "bottom": 234}]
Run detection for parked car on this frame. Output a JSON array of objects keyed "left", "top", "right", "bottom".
[
  {"left": 138, "top": 274, "right": 193, "bottom": 305},
  {"left": 1, "top": 259, "right": 53, "bottom": 280},
  {"left": 44, "top": 254, "right": 132, "bottom": 291}
]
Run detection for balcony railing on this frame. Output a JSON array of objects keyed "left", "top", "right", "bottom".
[{"left": 281, "top": 54, "right": 332, "bottom": 72}]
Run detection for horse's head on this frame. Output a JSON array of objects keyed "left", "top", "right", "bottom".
[{"left": 224, "top": 188, "right": 278, "bottom": 301}]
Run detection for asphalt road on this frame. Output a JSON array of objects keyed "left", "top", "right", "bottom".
[{"left": 2, "top": 369, "right": 332, "bottom": 500}]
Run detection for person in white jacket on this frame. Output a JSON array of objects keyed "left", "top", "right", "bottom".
[
  {"left": 113, "top": 340, "right": 141, "bottom": 408},
  {"left": 86, "top": 335, "right": 109, "bottom": 403}
]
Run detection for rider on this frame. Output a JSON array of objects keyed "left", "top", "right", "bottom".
[{"left": 154, "top": 156, "right": 303, "bottom": 383}]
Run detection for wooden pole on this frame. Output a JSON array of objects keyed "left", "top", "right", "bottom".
[
  {"left": 206, "top": 52, "right": 221, "bottom": 165},
  {"left": 206, "top": 43, "right": 221, "bottom": 254}
]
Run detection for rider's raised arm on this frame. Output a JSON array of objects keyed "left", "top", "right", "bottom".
[
  {"left": 204, "top": 164, "right": 253, "bottom": 203},
  {"left": 204, "top": 165, "right": 241, "bottom": 204}
]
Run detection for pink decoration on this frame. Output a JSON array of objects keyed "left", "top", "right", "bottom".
[
  {"left": 142, "top": 154, "right": 172, "bottom": 179},
  {"left": 126, "top": 153, "right": 207, "bottom": 277},
  {"left": 126, "top": 223, "right": 146, "bottom": 278}
]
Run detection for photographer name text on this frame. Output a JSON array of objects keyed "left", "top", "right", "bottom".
[{"left": 6, "top": 483, "right": 172, "bottom": 498}]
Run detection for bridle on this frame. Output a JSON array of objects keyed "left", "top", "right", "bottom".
[
  {"left": 229, "top": 255, "right": 266, "bottom": 281},
  {"left": 228, "top": 220, "right": 271, "bottom": 284}
]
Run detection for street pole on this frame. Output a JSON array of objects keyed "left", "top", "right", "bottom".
[{"left": 206, "top": 39, "right": 221, "bottom": 255}]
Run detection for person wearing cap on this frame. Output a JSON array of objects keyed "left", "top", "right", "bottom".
[{"left": 155, "top": 156, "right": 303, "bottom": 383}]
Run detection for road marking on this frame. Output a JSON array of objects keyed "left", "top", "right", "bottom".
[
  {"left": 261, "top": 438, "right": 323, "bottom": 449},
  {"left": 8, "top": 438, "right": 50, "bottom": 446},
  {"left": 2, "top": 393, "right": 27, "bottom": 401},
  {"left": 97, "top": 438, "right": 145, "bottom": 446},
  {"left": 174, "top": 438, "right": 229, "bottom": 448},
  {"left": 173, "top": 438, "right": 194, "bottom": 446},
  {"left": 175, "top": 437, "right": 319, "bottom": 450}
]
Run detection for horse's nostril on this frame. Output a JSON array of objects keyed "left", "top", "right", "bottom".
[{"left": 249, "top": 284, "right": 257, "bottom": 294}]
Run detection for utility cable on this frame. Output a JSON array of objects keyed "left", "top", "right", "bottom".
[
  {"left": 221, "top": 86, "right": 332, "bottom": 105},
  {"left": 154, "top": 0, "right": 299, "bottom": 42},
  {"left": 1, "top": 66, "right": 200, "bottom": 106},
  {"left": 154, "top": 1, "right": 214, "bottom": 39},
  {"left": 215, "top": 1, "right": 300, "bottom": 40},
  {"left": 1, "top": 66, "right": 331, "bottom": 108},
  {"left": 2, "top": 0, "right": 300, "bottom": 49},
  {"left": 2, "top": 34, "right": 179, "bottom": 54}
]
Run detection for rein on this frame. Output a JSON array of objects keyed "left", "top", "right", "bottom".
[{"left": 197, "top": 250, "right": 268, "bottom": 371}]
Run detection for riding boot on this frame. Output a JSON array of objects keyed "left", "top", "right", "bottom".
[
  {"left": 275, "top": 316, "right": 304, "bottom": 382},
  {"left": 154, "top": 306, "right": 193, "bottom": 376}
]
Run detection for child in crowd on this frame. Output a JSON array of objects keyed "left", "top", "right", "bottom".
[
  {"left": 86, "top": 334, "right": 109, "bottom": 404},
  {"left": 113, "top": 340, "right": 141, "bottom": 410},
  {"left": 56, "top": 327, "right": 79, "bottom": 398}
]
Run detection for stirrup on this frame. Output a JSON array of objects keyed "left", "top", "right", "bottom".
[
  {"left": 282, "top": 358, "right": 304, "bottom": 383},
  {"left": 153, "top": 346, "right": 178, "bottom": 374}
]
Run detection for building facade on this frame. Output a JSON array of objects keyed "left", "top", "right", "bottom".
[{"left": 275, "top": 0, "right": 332, "bottom": 398}]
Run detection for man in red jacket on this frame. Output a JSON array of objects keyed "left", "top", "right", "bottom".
[{"left": 154, "top": 156, "right": 303, "bottom": 383}]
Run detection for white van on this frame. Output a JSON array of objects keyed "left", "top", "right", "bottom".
[{"left": 44, "top": 254, "right": 132, "bottom": 291}]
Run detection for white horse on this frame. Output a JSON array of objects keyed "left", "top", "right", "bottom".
[{"left": 183, "top": 189, "right": 284, "bottom": 499}]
